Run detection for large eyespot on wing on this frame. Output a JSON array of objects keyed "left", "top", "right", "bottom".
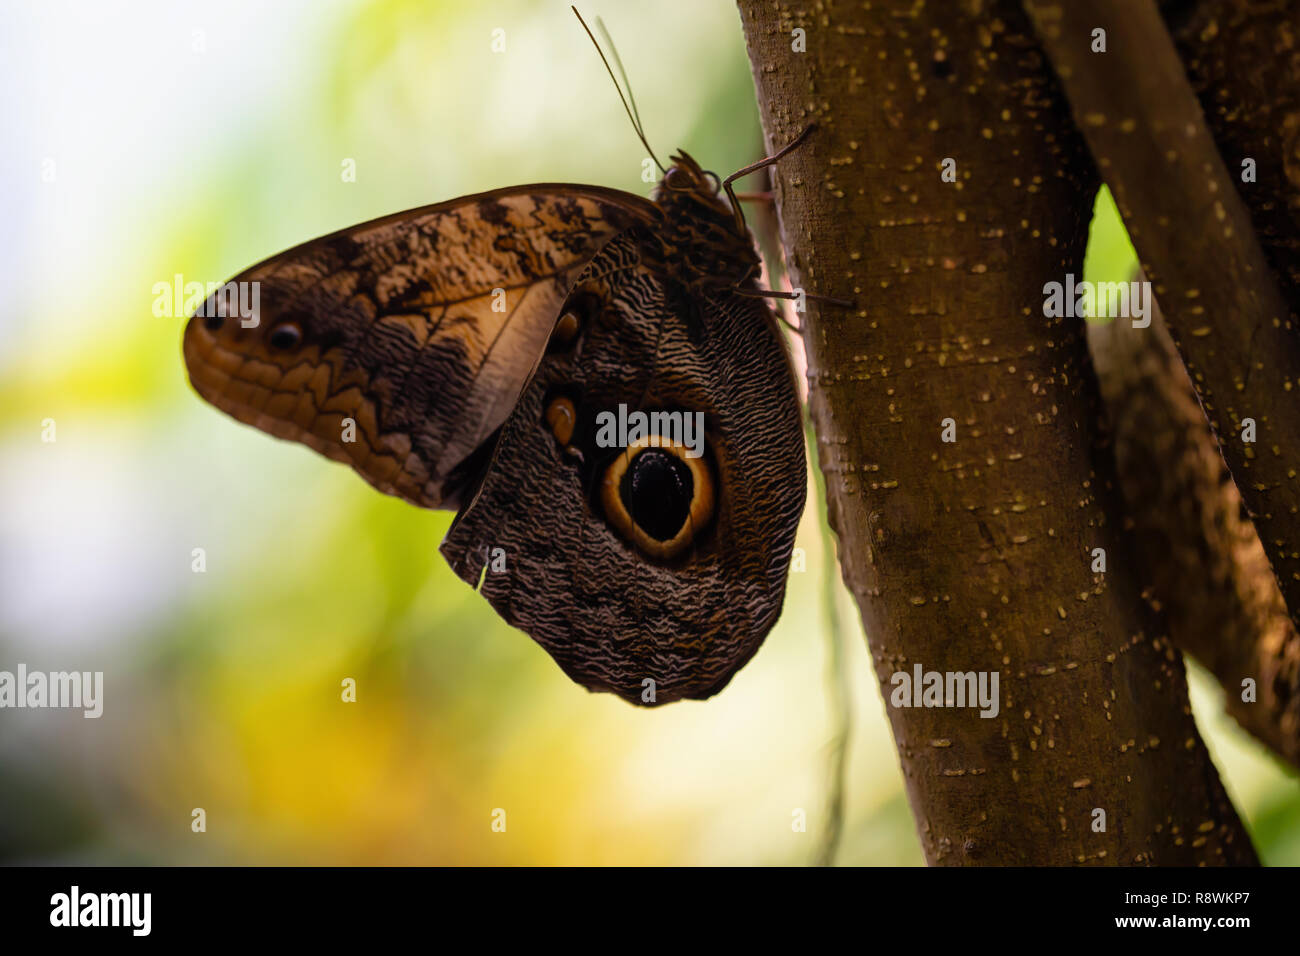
[
  {"left": 182, "top": 185, "right": 658, "bottom": 510},
  {"left": 598, "top": 436, "right": 716, "bottom": 561},
  {"left": 440, "top": 229, "right": 807, "bottom": 706}
]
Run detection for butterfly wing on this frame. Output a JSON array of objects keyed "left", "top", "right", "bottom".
[
  {"left": 183, "top": 185, "right": 657, "bottom": 509},
  {"left": 440, "top": 226, "right": 807, "bottom": 705}
]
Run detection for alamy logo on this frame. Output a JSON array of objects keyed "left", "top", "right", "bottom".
[
  {"left": 595, "top": 404, "right": 706, "bottom": 458},
  {"left": 1042, "top": 273, "right": 1151, "bottom": 327},
  {"left": 152, "top": 274, "right": 260, "bottom": 327},
  {"left": 0, "top": 664, "right": 103, "bottom": 718},
  {"left": 50, "top": 886, "right": 150, "bottom": 936},
  {"left": 889, "top": 664, "right": 1000, "bottom": 718}
]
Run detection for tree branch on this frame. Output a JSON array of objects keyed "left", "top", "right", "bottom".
[
  {"left": 1024, "top": 0, "right": 1300, "bottom": 633},
  {"left": 1090, "top": 287, "right": 1300, "bottom": 767},
  {"left": 739, "top": 0, "right": 1256, "bottom": 864},
  {"left": 1165, "top": 0, "right": 1300, "bottom": 320}
]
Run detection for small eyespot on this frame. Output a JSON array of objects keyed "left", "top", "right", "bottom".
[
  {"left": 268, "top": 321, "right": 302, "bottom": 350},
  {"left": 545, "top": 395, "right": 577, "bottom": 447},
  {"left": 549, "top": 292, "right": 604, "bottom": 347},
  {"left": 600, "top": 437, "right": 715, "bottom": 560},
  {"left": 203, "top": 313, "right": 224, "bottom": 332},
  {"left": 549, "top": 311, "right": 581, "bottom": 348}
]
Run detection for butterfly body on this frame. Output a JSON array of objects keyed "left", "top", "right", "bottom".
[{"left": 184, "top": 152, "right": 806, "bottom": 705}]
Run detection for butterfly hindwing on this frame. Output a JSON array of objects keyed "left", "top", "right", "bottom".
[
  {"left": 183, "top": 185, "right": 656, "bottom": 509},
  {"left": 440, "top": 226, "right": 807, "bottom": 705}
]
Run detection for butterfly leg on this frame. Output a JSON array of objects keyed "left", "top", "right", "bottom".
[
  {"left": 731, "top": 262, "right": 855, "bottom": 323},
  {"left": 743, "top": 287, "right": 856, "bottom": 308},
  {"left": 722, "top": 124, "right": 818, "bottom": 233},
  {"left": 733, "top": 286, "right": 855, "bottom": 334}
]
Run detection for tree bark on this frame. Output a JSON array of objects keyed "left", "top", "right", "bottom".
[
  {"left": 738, "top": 0, "right": 1257, "bottom": 865},
  {"left": 1024, "top": 0, "right": 1300, "bottom": 634},
  {"left": 1165, "top": 0, "right": 1300, "bottom": 322},
  {"left": 1090, "top": 288, "right": 1300, "bottom": 767}
]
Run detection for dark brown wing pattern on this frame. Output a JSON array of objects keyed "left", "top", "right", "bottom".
[
  {"left": 440, "top": 225, "right": 807, "bottom": 705},
  {"left": 183, "top": 185, "right": 656, "bottom": 509}
]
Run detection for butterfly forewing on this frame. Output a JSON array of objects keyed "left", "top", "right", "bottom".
[{"left": 183, "top": 185, "right": 656, "bottom": 509}]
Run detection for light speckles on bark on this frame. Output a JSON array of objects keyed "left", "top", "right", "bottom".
[
  {"left": 1027, "top": 0, "right": 1300, "bottom": 629},
  {"left": 1090, "top": 286, "right": 1300, "bottom": 767},
  {"left": 739, "top": 0, "right": 1256, "bottom": 865},
  {"left": 1165, "top": 0, "right": 1300, "bottom": 311}
]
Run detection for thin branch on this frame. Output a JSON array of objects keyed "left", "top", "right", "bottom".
[
  {"left": 1090, "top": 282, "right": 1300, "bottom": 767},
  {"left": 810, "top": 417, "right": 853, "bottom": 867},
  {"left": 1024, "top": 0, "right": 1300, "bottom": 633}
]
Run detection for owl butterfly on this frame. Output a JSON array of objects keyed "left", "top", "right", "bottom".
[{"left": 183, "top": 11, "right": 824, "bottom": 705}]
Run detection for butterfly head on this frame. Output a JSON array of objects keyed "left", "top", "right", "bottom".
[
  {"left": 647, "top": 152, "right": 760, "bottom": 291},
  {"left": 654, "top": 152, "right": 731, "bottom": 219}
]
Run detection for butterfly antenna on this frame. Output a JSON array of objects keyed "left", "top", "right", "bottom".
[
  {"left": 595, "top": 17, "right": 644, "bottom": 138},
  {"left": 572, "top": 6, "right": 667, "bottom": 175}
]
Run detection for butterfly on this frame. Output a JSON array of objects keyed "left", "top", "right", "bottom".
[{"left": 182, "top": 10, "right": 828, "bottom": 706}]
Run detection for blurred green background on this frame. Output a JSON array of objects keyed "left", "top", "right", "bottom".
[{"left": 0, "top": 0, "right": 1294, "bottom": 865}]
